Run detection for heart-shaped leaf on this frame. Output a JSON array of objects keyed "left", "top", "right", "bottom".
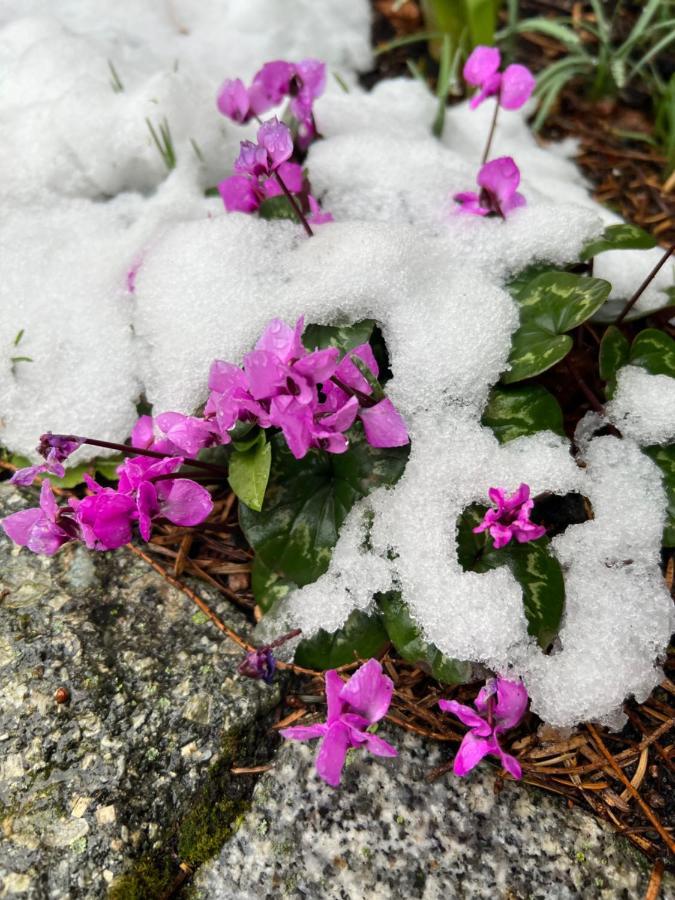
[
  {"left": 580, "top": 223, "right": 656, "bottom": 261},
  {"left": 643, "top": 445, "right": 675, "bottom": 547},
  {"left": 258, "top": 195, "right": 298, "bottom": 222},
  {"left": 294, "top": 608, "right": 389, "bottom": 669},
  {"left": 503, "top": 271, "right": 611, "bottom": 383},
  {"left": 240, "top": 425, "right": 409, "bottom": 587},
  {"left": 457, "top": 505, "right": 565, "bottom": 649},
  {"left": 629, "top": 329, "right": 675, "bottom": 378},
  {"left": 599, "top": 326, "right": 630, "bottom": 397},
  {"left": 302, "top": 320, "right": 375, "bottom": 354},
  {"left": 251, "top": 556, "right": 296, "bottom": 615},
  {"left": 378, "top": 592, "right": 472, "bottom": 684},
  {"left": 481, "top": 385, "right": 564, "bottom": 443}
]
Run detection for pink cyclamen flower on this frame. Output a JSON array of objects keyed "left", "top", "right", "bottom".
[
  {"left": 463, "top": 46, "right": 535, "bottom": 110},
  {"left": 281, "top": 658, "right": 397, "bottom": 787},
  {"left": 116, "top": 456, "right": 213, "bottom": 541},
  {"left": 439, "top": 676, "right": 528, "bottom": 778},
  {"left": 454, "top": 156, "right": 526, "bottom": 218},
  {"left": 473, "top": 483, "right": 546, "bottom": 549},
  {"left": 322, "top": 344, "right": 409, "bottom": 448},
  {"left": 1, "top": 480, "right": 80, "bottom": 556},
  {"left": 217, "top": 59, "right": 326, "bottom": 147},
  {"left": 234, "top": 118, "right": 292, "bottom": 177},
  {"left": 10, "top": 433, "right": 83, "bottom": 486}
]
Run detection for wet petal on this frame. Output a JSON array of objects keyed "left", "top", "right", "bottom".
[
  {"left": 338, "top": 658, "right": 393, "bottom": 724},
  {"left": 315, "top": 722, "right": 352, "bottom": 787},
  {"left": 453, "top": 731, "right": 493, "bottom": 776}
]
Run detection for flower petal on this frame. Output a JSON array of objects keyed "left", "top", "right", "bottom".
[
  {"left": 362, "top": 732, "right": 398, "bottom": 758},
  {"left": 324, "top": 669, "right": 346, "bottom": 723},
  {"left": 315, "top": 722, "right": 352, "bottom": 787},
  {"left": 499, "top": 64, "right": 535, "bottom": 110},
  {"left": 498, "top": 748, "right": 523, "bottom": 779},
  {"left": 280, "top": 723, "right": 327, "bottom": 742},
  {"left": 1, "top": 507, "right": 43, "bottom": 547},
  {"left": 338, "top": 658, "right": 394, "bottom": 724},
  {"left": 359, "top": 399, "right": 409, "bottom": 448},
  {"left": 453, "top": 731, "right": 493, "bottom": 776},
  {"left": 155, "top": 479, "right": 213, "bottom": 527},
  {"left": 463, "top": 46, "right": 501, "bottom": 87},
  {"left": 438, "top": 699, "right": 491, "bottom": 735},
  {"left": 494, "top": 676, "right": 529, "bottom": 730}
]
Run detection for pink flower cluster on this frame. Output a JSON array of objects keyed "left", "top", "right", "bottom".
[
  {"left": 204, "top": 316, "right": 409, "bottom": 459},
  {"left": 217, "top": 58, "right": 325, "bottom": 148},
  {"left": 2, "top": 318, "right": 408, "bottom": 557},
  {"left": 3, "top": 454, "right": 212, "bottom": 556},
  {"left": 130, "top": 317, "right": 408, "bottom": 461},
  {"left": 473, "top": 484, "right": 546, "bottom": 549},
  {"left": 464, "top": 46, "right": 535, "bottom": 111},
  {"left": 454, "top": 47, "right": 534, "bottom": 219},
  {"left": 218, "top": 118, "right": 332, "bottom": 224}
]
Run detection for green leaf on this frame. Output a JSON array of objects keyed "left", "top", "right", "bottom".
[
  {"left": 251, "top": 556, "right": 296, "bottom": 614},
  {"left": 378, "top": 592, "right": 471, "bottom": 684},
  {"left": 481, "top": 385, "right": 564, "bottom": 443},
  {"left": 503, "top": 271, "right": 611, "bottom": 383},
  {"left": 643, "top": 445, "right": 675, "bottom": 547},
  {"left": 228, "top": 432, "right": 272, "bottom": 512},
  {"left": 629, "top": 329, "right": 675, "bottom": 378},
  {"left": 302, "top": 320, "right": 375, "bottom": 354},
  {"left": 599, "top": 326, "right": 630, "bottom": 397},
  {"left": 258, "top": 195, "right": 298, "bottom": 222},
  {"left": 504, "top": 327, "right": 572, "bottom": 383},
  {"left": 457, "top": 505, "right": 565, "bottom": 649},
  {"left": 580, "top": 224, "right": 657, "bottom": 261},
  {"left": 294, "top": 608, "right": 388, "bottom": 669},
  {"left": 239, "top": 425, "right": 409, "bottom": 587}
]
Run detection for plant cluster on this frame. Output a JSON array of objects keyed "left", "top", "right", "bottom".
[{"left": 2, "top": 45, "right": 673, "bottom": 787}]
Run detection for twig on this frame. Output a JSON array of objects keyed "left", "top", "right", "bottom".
[
  {"left": 615, "top": 243, "right": 675, "bottom": 325},
  {"left": 644, "top": 861, "right": 664, "bottom": 900}
]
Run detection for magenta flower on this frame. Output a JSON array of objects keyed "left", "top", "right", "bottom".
[
  {"left": 281, "top": 659, "right": 397, "bottom": 787},
  {"left": 116, "top": 456, "right": 213, "bottom": 541},
  {"left": 464, "top": 46, "right": 535, "bottom": 110},
  {"left": 217, "top": 58, "right": 326, "bottom": 147},
  {"left": 439, "top": 676, "right": 528, "bottom": 778},
  {"left": 322, "top": 344, "right": 409, "bottom": 448},
  {"left": 10, "top": 433, "right": 83, "bottom": 486},
  {"left": 454, "top": 156, "right": 526, "bottom": 218},
  {"left": 69, "top": 484, "right": 137, "bottom": 551},
  {"left": 473, "top": 483, "right": 546, "bottom": 549},
  {"left": 1, "top": 481, "right": 80, "bottom": 556},
  {"left": 238, "top": 647, "right": 276, "bottom": 684}
]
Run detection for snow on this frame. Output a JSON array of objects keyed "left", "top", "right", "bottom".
[
  {"left": 0, "top": 1, "right": 673, "bottom": 727},
  {"left": 607, "top": 366, "right": 675, "bottom": 445}
]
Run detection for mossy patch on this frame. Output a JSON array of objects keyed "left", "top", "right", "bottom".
[{"left": 108, "top": 718, "right": 279, "bottom": 899}]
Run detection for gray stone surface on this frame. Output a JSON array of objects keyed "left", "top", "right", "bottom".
[
  {"left": 192, "top": 729, "right": 669, "bottom": 900},
  {"left": 0, "top": 483, "right": 280, "bottom": 898}
]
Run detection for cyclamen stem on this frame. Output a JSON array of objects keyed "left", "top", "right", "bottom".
[
  {"left": 481, "top": 98, "right": 500, "bottom": 166},
  {"left": 266, "top": 628, "right": 302, "bottom": 650},
  {"left": 58, "top": 435, "right": 228, "bottom": 476},
  {"left": 329, "top": 375, "right": 378, "bottom": 408},
  {"left": 273, "top": 170, "right": 314, "bottom": 237},
  {"left": 615, "top": 243, "right": 675, "bottom": 326}
]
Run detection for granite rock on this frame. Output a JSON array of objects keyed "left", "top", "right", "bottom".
[
  {"left": 192, "top": 729, "right": 669, "bottom": 900},
  {"left": 0, "top": 483, "right": 280, "bottom": 898}
]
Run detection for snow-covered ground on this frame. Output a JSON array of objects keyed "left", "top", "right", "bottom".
[{"left": 0, "top": 0, "right": 673, "bottom": 726}]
